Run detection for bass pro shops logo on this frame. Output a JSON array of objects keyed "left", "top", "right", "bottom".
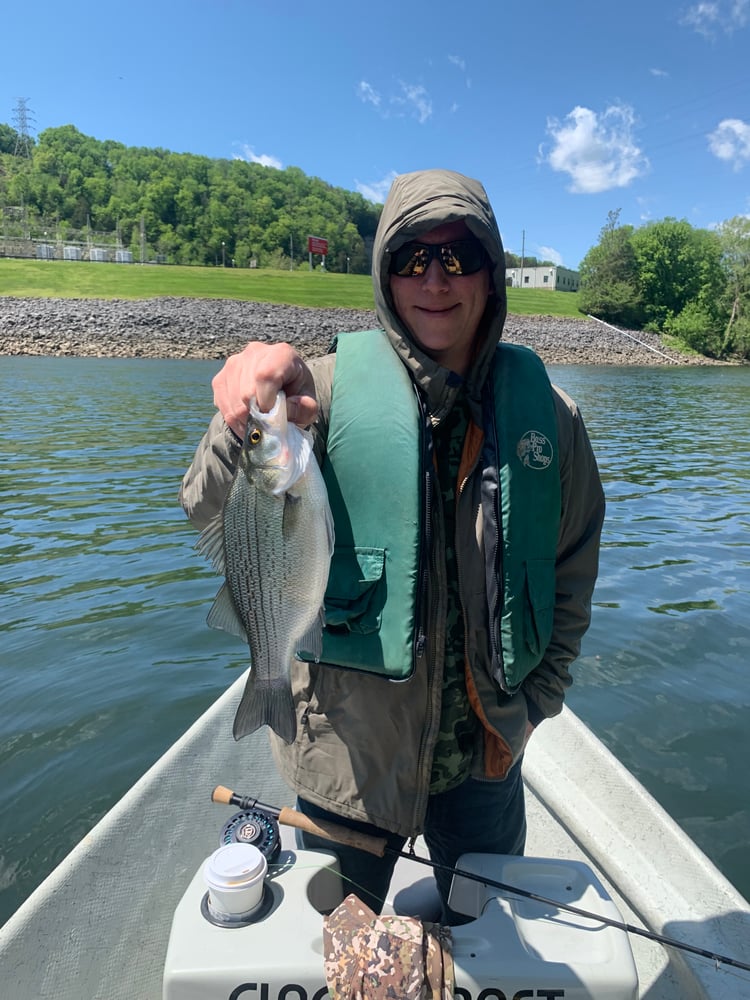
[{"left": 517, "top": 430, "right": 554, "bottom": 471}]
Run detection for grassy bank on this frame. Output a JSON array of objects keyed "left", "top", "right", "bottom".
[{"left": 0, "top": 258, "right": 586, "bottom": 318}]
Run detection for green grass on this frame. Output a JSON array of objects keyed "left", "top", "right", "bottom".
[
  {"left": 0, "top": 258, "right": 586, "bottom": 318},
  {"left": 505, "top": 287, "right": 585, "bottom": 318},
  {"left": 0, "top": 259, "right": 376, "bottom": 309}
]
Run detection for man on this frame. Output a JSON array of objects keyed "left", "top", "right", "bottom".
[{"left": 180, "top": 169, "right": 604, "bottom": 921}]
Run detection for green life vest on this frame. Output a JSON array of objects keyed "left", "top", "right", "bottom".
[{"left": 306, "top": 329, "right": 560, "bottom": 693}]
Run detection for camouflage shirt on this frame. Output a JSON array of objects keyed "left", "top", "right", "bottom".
[{"left": 430, "top": 389, "right": 479, "bottom": 793}]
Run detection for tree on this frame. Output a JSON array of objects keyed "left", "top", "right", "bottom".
[
  {"left": 717, "top": 215, "right": 750, "bottom": 359},
  {"left": 0, "top": 123, "right": 20, "bottom": 155},
  {"left": 631, "top": 219, "right": 728, "bottom": 355},
  {"left": 630, "top": 218, "right": 724, "bottom": 331},
  {"left": 579, "top": 210, "right": 643, "bottom": 327}
]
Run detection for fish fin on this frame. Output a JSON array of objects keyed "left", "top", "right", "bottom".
[
  {"left": 295, "top": 607, "right": 326, "bottom": 662},
  {"left": 281, "top": 490, "right": 304, "bottom": 539},
  {"left": 232, "top": 673, "right": 297, "bottom": 744},
  {"left": 206, "top": 583, "right": 248, "bottom": 641},
  {"left": 195, "top": 512, "right": 226, "bottom": 575}
]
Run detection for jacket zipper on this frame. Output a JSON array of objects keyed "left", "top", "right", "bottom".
[
  {"left": 411, "top": 386, "right": 439, "bottom": 831},
  {"left": 412, "top": 386, "right": 433, "bottom": 665},
  {"left": 484, "top": 379, "right": 506, "bottom": 687},
  {"left": 457, "top": 441, "right": 509, "bottom": 773}
]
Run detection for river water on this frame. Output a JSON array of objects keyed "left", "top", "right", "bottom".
[{"left": 1, "top": 356, "right": 748, "bottom": 928}]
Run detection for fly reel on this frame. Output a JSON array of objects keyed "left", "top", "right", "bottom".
[{"left": 219, "top": 808, "right": 281, "bottom": 863}]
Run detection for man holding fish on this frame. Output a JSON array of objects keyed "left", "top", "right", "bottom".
[{"left": 181, "top": 169, "right": 605, "bottom": 922}]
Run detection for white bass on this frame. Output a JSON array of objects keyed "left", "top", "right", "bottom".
[{"left": 197, "top": 391, "right": 334, "bottom": 742}]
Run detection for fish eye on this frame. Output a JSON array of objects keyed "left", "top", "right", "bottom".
[{"left": 249, "top": 428, "right": 262, "bottom": 445}]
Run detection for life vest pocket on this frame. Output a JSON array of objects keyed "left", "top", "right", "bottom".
[
  {"left": 323, "top": 545, "right": 386, "bottom": 635},
  {"left": 522, "top": 558, "right": 556, "bottom": 659}
]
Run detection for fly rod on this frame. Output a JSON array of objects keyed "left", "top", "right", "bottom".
[{"left": 212, "top": 786, "right": 750, "bottom": 975}]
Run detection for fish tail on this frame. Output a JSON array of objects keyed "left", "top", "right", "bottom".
[{"left": 232, "top": 673, "right": 298, "bottom": 744}]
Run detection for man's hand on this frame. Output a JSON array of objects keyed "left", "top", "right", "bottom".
[{"left": 211, "top": 341, "right": 317, "bottom": 439}]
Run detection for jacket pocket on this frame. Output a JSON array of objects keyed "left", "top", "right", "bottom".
[
  {"left": 523, "top": 558, "right": 556, "bottom": 657},
  {"left": 324, "top": 546, "right": 385, "bottom": 635}
]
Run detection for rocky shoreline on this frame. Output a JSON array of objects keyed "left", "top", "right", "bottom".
[{"left": 0, "top": 296, "right": 710, "bottom": 365}]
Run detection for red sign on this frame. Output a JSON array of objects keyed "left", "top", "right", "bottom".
[{"left": 308, "top": 236, "right": 328, "bottom": 255}]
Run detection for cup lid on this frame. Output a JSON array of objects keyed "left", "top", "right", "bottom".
[{"left": 204, "top": 843, "right": 267, "bottom": 888}]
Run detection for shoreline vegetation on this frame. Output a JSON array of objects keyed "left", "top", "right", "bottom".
[{"left": 0, "top": 296, "right": 714, "bottom": 365}]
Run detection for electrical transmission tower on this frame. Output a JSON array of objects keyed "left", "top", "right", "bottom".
[{"left": 12, "top": 97, "right": 35, "bottom": 158}]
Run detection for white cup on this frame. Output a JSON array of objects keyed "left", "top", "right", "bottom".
[{"left": 203, "top": 843, "right": 267, "bottom": 920}]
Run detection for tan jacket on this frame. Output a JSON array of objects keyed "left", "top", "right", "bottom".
[{"left": 180, "top": 169, "right": 605, "bottom": 837}]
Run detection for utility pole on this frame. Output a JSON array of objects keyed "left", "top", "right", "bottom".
[
  {"left": 12, "top": 97, "right": 35, "bottom": 158},
  {"left": 520, "top": 229, "right": 525, "bottom": 289}
]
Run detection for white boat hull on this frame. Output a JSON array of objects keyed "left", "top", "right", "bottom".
[{"left": 1, "top": 671, "right": 748, "bottom": 999}]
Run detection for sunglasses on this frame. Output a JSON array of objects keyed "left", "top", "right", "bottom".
[{"left": 388, "top": 238, "right": 487, "bottom": 277}]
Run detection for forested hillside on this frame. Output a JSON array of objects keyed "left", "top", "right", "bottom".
[{"left": 0, "top": 123, "right": 381, "bottom": 272}]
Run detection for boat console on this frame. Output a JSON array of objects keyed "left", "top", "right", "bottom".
[{"left": 163, "top": 846, "right": 638, "bottom": 999}]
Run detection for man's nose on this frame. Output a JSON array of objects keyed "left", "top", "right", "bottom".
[{"left": 421, "top": 258, "right": 450, "bottom": 289}]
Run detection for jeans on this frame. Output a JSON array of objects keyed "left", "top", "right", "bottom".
[{"left": 295, "top": 758, "right": 526, "bottom": 923}]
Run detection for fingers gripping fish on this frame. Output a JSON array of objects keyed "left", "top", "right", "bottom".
[{"left": 196, "top": 391, "right": 334, "bottom": 743}]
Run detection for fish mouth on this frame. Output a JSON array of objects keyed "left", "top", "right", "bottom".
[
  {"left": 256, "top": 449, "right": 291, "bottom": 476},
  {"left": 249, "top": 392, "right": 287, "bottom": 427}
]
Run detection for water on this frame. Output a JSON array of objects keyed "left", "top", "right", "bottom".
[{"left": 1, "top": 357, "right": 748, "bottom": 928}]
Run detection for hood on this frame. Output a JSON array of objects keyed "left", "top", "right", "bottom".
[{"left": 372, "top": 169, "right": 507, "bottom": 422}]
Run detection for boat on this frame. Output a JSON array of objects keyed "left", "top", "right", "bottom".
[{"left": 0, "top": 669, "right": 748, "bottom": 999}]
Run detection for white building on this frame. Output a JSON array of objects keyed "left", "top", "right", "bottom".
[{"left": 505, "top": 265, "right": 580, "bottom": 292}]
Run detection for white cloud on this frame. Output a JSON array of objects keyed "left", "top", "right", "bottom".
[
  {"left": 448, "top": 54, "right": 471, "bottom": 89},
  {"left": 680, "top": 0, "right": 749, "bottom": 36},
  {"left": 395, "top": 81, "right": 433, "bottom": 124},
  {"left": 682, "top": 1, "right": 721, "bottom": 34},
  {"left": 542, "top": 104, "right": 649, "bottom": 193},
  {"left": 636, "top": 195, "right": 654, "bottom": 222},
  {"left": 650, "top": 67, "right": 669, "bottom": 77},
  {"left": 357, "top": 81, "right": 381, "bottom": 108},
  {"left": 357, "top": 78, "right": 432, "bottom": 123},
  {"left": 537, "top": 245, "right": 563, "bottom": 266},
  {"left": 708, "top": 118, "right": 750, "bottom": 169},
  {"left": 355, "top": 171, "right": 398, "bottom": 204},
  {"left": 234, "top": 145, "right": 282, "bottom": 169}
]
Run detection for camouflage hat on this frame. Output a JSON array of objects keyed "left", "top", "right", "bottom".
[{"left": 323, "top": 893, "right": 454, "bottom": 999}]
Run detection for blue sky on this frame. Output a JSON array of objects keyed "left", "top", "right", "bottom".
[{"left": 3, "top": 0, "right": 749, "bottom": 268}]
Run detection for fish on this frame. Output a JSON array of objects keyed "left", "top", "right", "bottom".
[{"left": 196, "top": 390, "right": 334, "bottom": 743}]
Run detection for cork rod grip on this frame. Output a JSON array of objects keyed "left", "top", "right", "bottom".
[{"left": 277, "top": 806, "right": 387, "bottom": 857}]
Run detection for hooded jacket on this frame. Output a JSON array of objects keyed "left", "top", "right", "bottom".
[{"left": 179, "top": 169, "right": 605, "bottom": 838}]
